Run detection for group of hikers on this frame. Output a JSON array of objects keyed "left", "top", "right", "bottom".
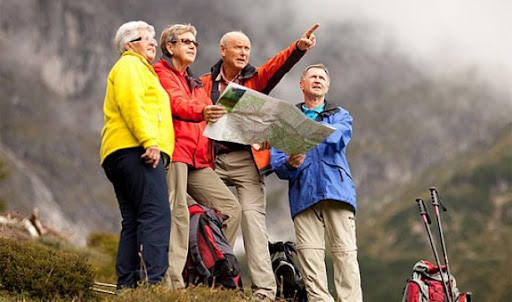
[{"left": 99, "top": 20, "right": 363, "bottom": 302}]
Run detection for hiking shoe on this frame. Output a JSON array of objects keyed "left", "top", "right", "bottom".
[{"left": 252, "top": 293, "right": 274, "bottom": 302}]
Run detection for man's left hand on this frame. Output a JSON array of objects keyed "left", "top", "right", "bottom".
[
  {"left": 288, "top": 154, "right": 306, "bottom": 168},
  {"left": 259, "top": 140, "right": 271, "bottom": 150}
]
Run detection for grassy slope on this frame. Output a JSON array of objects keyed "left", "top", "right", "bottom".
[
  {"left": 357, "top": 125, "right": 512, "bottom": 302},
  {"left": 1, "top": 127, "right": 510, "bottom": 301}
]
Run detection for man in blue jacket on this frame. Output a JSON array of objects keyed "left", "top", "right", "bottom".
[{"left": 271, "top": 64, "right": 363, "bottom": 302}]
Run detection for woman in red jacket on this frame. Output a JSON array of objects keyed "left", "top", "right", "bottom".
[{"left": 153, "top": 23, "right": 240, "bottom": 290}]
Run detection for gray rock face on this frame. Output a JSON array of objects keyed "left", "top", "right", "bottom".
[{"left": 0, "top": 0, "right": 510, "bottom": 245}]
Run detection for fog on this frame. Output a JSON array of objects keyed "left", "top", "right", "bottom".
[
  {"left": 2, "top": 0, "right": 510, "bottom": 247},
  {"left": 295, "top": 0, "right": 512, "bottom": 81}
]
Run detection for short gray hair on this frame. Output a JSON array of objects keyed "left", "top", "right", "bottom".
[
  {"left": 219, "top": 31, "right": 249, "bottom": 47},
  {"left": 159, "top": 24, "right": 197, "bottom": 56},
  {"left": 114, "top": 20, "right": 155, "bottom": 55},
  {"left": 301, "top": 63, "right": 330, "bottom": 81}
]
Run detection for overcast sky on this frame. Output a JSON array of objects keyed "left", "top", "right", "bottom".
[{"left": 295, "top": 0, "right": 512, "bottom": 92}]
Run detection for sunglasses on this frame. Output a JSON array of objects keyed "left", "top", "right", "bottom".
[
  {"left": 170, "top": 39, "right": 199, "bottom": 48},
  {"left": 129, "top": 36, "right": 157, "bottom": 45}
]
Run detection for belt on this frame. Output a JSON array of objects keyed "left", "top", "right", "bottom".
[{"left": 216, "top": 142, "right": 251, "bottom": 155}]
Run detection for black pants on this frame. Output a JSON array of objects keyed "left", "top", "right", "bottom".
[{"left": 103, "top": 147, "right": 171, "bottom": 288}]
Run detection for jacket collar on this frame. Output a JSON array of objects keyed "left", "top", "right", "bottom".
[
  {"left": 210, "top": 59, "right": 258, "bottom": 82},
  {"left": 122, "top": 51, "right": 156, "bottom": 75},
  {"left": 161, "top": 55, "right": 204, "bottom": 90},
  {"left": 295, "top": 100, "right": 340, "bottom": 121},
  {"left": 208, "top": 59, "right": 257, "bottom": 103}
]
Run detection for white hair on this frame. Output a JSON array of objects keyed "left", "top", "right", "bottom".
[
  {"left": 114, "top": 20, "right": 155, "bottom": 55},
  {"left": 219, "top": 31, "right": 249, "bottom": 47}
]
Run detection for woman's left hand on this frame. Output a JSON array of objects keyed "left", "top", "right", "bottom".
[{"left": 141, "top": 146, "right": 161, "bottom": 168}]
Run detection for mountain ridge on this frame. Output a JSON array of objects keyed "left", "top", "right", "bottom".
[
  {"left": 0, "top": 0, "right": 510, "bottom": 248},
  {"left": 357, "top": 123, "right": 512, "bottom": 302}
]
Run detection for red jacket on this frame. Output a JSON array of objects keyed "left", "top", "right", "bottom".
[
  {"left": 201, "top": 41, "right": 306, "bottom": 175},
  {"left": 154, "top": 56, "right": 214, "bottom": 169}
]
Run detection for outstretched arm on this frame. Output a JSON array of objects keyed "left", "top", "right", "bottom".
[{"left": 254, "top": 23, "right": 320, "bottom": 94}]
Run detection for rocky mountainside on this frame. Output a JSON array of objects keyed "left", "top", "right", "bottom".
[{"left": 0, "top": 0, "right": 510, "bottom": 250}]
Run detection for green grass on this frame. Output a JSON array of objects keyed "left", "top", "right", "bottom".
[{"left": 357, "top": 128, "right": 512, "bottom": 302}]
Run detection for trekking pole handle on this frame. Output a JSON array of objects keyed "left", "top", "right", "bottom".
[
  {"left": 416, "top": 198, "right": 431, "bottom": 224},
  {"left": 429, "top": 187, "right": 447, "bottom": 212}
]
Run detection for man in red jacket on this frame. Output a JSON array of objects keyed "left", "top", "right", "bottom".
[{"left": 201, "top": 24, "right": 318, "bottom": 302}]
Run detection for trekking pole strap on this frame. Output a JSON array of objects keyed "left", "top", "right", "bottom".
[{"left": 416, "top": 198, "right": 431, "bottom": 224}]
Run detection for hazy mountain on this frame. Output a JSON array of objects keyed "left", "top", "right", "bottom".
[
  {"left": 1, "top": 1, "right": 511, "bottom": 301},
  {"left": 0, "top": 0, "right": 510, "bottom": 259},
  {"left": 358, "top": 124, "right": 512, "bottom": 302}
]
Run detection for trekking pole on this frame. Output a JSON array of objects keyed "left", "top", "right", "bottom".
[
  {"left": 429, "top": 187, "right": 454, "bottom": 301},
  {"left": 91, "top": 282, "right": 116, "bottom": 295},
  {"left": 416, "top": 198, "right": 453, "bottom": 302}
]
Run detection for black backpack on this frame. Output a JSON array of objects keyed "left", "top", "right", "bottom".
[
  {"left": 268, "top": 241, "right": 307, "bottom": 301},
  {"left": 183, "top": 204, "right": 243, "bottom": 289}
]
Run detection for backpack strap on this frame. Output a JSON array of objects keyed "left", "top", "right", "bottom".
[
  {"left": 188, "top": 205, "right": 212, "bottom": 284},
  {"left": 188, "top": 204, "right": 241, "bottom": 288},
  {"left": 199, "top": 204, "right": 233, "bottom": 258}
]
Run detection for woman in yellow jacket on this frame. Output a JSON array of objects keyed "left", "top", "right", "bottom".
[{"left": 100, "top": 20, "right": 174, "bottom": 290}]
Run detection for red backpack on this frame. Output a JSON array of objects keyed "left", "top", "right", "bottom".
[
  {"left": 183, "top": 204, "right": 243, "bottom": 289},
  {"left": 402, "top": 260, "right": 471, "bottom": 302}
]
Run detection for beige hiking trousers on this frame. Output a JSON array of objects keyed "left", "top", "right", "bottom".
[
  {"left": 294, "top": 200, "right": 363, "bottom": 302},
  {"left": 164, "top": 162, "right": 241, "bottom": 289},
  {"left": 215, "top": 150, "right": 277, "bottom": 299}
]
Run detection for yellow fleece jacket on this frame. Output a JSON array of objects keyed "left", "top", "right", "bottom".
[{"left": 100, "top": 51, "right": 174, "bottom": 164}]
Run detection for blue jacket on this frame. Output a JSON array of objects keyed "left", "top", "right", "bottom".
[{"left": 271, "top": 101, "right": 356, "bottom": 218}]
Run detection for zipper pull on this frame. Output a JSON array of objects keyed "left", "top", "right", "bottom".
[{"left": 158, "top": 112, "right": 162, "bottom": 122}]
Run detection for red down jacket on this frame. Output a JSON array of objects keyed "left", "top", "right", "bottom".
[{"left": 154, "top": 56, "right": 214, "bottom": 169}]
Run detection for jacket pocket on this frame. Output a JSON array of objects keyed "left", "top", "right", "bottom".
[
  {"left": 322, "top": 161, "right": 352, "bottom": 183},
  {"left": 338, "top": 166, "right": 344, "bottom": 182}
]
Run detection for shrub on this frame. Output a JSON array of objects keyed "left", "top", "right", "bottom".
[
  {"left": 86, "top": 232, "right": 119, "bottom": 283},
  {"left": 0, "top": 238, "right": 95, "bottom": 300},
  {"left": 87, "top": 232, "right": 119, "bottom": 259},
  {"left": 107, "top": 284, "right": 248, "bottom": 302}
]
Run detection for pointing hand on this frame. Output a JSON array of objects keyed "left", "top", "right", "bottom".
[{"left": 297, "top": 23, "right": 319, "bottom": 51}]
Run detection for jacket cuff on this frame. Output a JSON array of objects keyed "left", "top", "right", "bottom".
[
  {"left": 294, "top": 40, "right": 307, "bottom": 54},
  {"left": 142, "top": 139, "right": 158, "bottom": 149},
  {"left": 284, "top": 161, "right": 298, "bottom": 171}
]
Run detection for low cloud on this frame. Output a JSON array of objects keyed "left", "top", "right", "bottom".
[{"left": 295, "top": 0, "right": 512, "bottom": 89}]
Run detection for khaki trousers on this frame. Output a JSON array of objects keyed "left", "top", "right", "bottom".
[
  {"left": 294, "top": 200, "right": 363, "bottom": 302},
  {"left": 164, "top": 162, "right": 241, "bottom": 289},
  {"left": 215, "top": 150, "right": 277, "bottom": 299}
]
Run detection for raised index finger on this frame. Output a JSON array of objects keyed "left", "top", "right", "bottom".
[{"left": 303, "top": 23, "right": 320, "bottom": 38}]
